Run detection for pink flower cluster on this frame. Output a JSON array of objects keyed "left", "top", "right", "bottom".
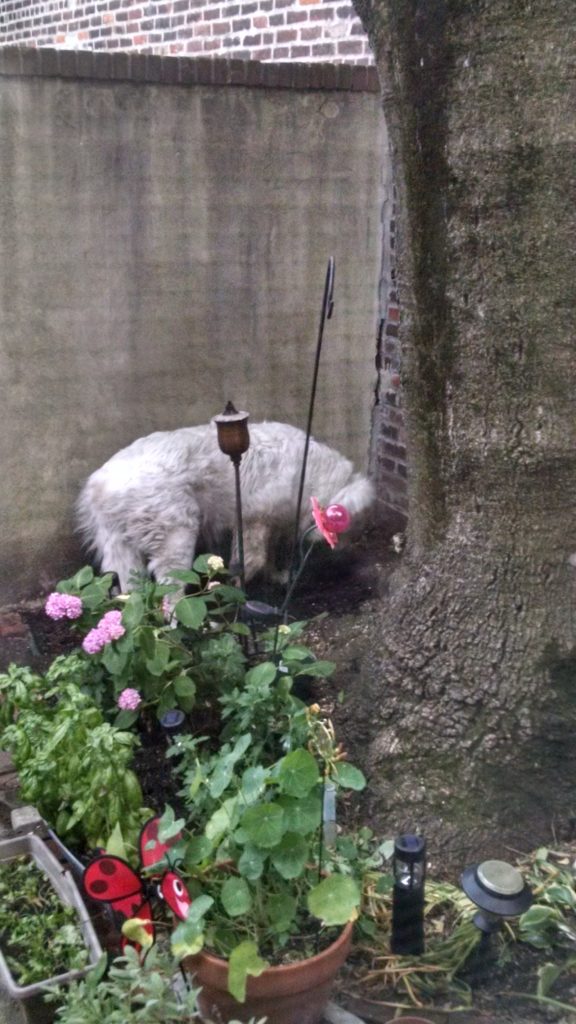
[
  {"left": 82, "top": 610, "right": 126, "bottom": 655},
  {"left": 45, "top": 593, "right": 84, "bottom": 621},
  {"left": 117, "top": 688, "right": 142, "bottom": 711}
]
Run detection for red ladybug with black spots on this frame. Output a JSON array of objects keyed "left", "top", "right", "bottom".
[{"left": 83, "top": 815, "right": 192, "bottom": 947}]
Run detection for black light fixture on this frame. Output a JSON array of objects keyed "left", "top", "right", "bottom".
[
  {"left": 212, "top": 402, "right": 250, "bottom": 590},
  {"left": 391, "top": 834, "right": 426, "bottom": 956},
  {"left": 461, "top": 859, "right": 532, "bottom": 935}
]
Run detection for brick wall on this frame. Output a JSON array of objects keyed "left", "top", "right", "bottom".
[{"left": 0, "top": 1, "right": 374, "bottom": 64}]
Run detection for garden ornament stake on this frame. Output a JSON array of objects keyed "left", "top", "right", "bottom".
[
  {"left": 212, "top": 402, "right": 250, "bottom": 590},
  {"left": 287, "top": 256, "right": 336, "bottom": 598}
]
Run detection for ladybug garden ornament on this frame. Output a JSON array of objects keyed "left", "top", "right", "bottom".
[{"left": 82, "top": 815, "right": 192, "bottom": 948}]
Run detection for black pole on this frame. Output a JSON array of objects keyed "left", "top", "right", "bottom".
[
  {"left": 232, "top": 456, "right": 246, "bottom": 592},
  {"left": 287, "top": 257, "right": 335, "bottom": 592}
]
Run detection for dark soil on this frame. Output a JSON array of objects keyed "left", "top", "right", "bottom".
[{"left": 2, "top": 526, "right": 576, "bottom": 1021}]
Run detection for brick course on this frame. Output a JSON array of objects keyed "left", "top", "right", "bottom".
[{"left": 0, "top": 0, "right": 374, "bottom": 65}]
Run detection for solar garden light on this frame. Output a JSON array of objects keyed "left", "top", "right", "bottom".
[
  {"left": 391, "top": 834, "right": 427, "bottom": 956},
  {"left": 212, "top": 402, "right": 250, "bottom": 590},
  {"left": 461, "top": 859, "right": 532, "bottom": 936},
  {"left": 160, "top": 709, "right": 186, "bottom": 744}
]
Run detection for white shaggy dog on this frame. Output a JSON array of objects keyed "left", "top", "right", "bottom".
[{"left": 77, "top": 421, "right": 374, "bottom": 591}]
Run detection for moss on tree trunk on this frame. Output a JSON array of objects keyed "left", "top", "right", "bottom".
[{"left": 350, "top": 0, "right": 576, "bottom": 858}]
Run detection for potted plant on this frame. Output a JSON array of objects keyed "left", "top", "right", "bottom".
[
  {"left": 0, "top": 832, "right": 102, "bottom": 1022},
  {"left": 156, "top": 664, "right": 369, "bottom": 1024},
  {"left": 47, "top": 944, "right": 267, "bottom": 1024}
]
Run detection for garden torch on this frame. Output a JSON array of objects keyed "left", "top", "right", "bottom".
[
  {"left": 212, "top": 402, "right": 250, "bottom": 590},
  {"left": 390, "top": 834, "right": 427, "bottom": 956}
]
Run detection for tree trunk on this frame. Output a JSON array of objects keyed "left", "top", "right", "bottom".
[{"left": 350, "top": 0, "right": 576, "bottom": 861}]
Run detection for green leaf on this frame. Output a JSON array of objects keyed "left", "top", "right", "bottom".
[
  {"left": 267, "top": 892, "right": 297, "bottom": 933},
  {"left": 121, "top": 592, "right": 145, "bottom": 630},
  {"left": 157, "top": 805, "right": 186, "bottom": 842},
  {"left": 245, "top": 662, "right": 277, "bottom": 688},
  {"left": 241, "top": 803, "right": 285, "bottom": 849},
  {"left": 332, "top": 762, "right": 366, "bottom": 792},
  {"left": 72, "top": 566, "right": 95, "bottom": 589},
  {"left": 145, "top": 640, "right": 171, "bottom": 676},
  {"left": 277, "top": 749, "right": 320, "bottom": 797},
  {"left": 228, "top": 941, "right": 268, "bottom": 1003},
  {"left": 122, "top": 917, "right": 154, "bottom": 949},
  {"left": 174, "top": 674, "right": 196, "bottom": 699},
  {"left": 205, "top": 797, "right": 239, "bottom": 844},
  {"left": 277, "top": 792, "right": 321, "bottom": 834},
  {"left": 105, "top": 821, "right": 127, "bottom": 860},
  {"left": 167, "top": 569, "right": 201, "bottom": 585},
  {"left": 221, "top": 877, "right": 252, "bottom": 918},
  {"left": 184, "top": 836, "right": 212, "bottom": 868},
  {"left": 270, "top": 832, "right": 309, "bottom": 879},
  {"left": 307, "top": 875, "right": 361, "bottom": 926},
  {"left": 295, "top": 660, "right": 336, "bottom": 678},
  {"left": 113, "top": 708, "right": 140, "bottom": 730},
  {"left": 280, "top": 646, "right": 312, "bottom": 661},
  {"left": 537, "top": 962, "right": 563, "bottom": 998},
  {"left": 171, "top": 917, "right": 205, "bottom": 958},
  {"left": 175, "top": 596, "right": 208, "bottom": 629},
  {"left": 241, "top": 766, "right": 268, "bottom": 803},
  {"left": 237, "top": 845, "right": 266, "bottom": 881}
]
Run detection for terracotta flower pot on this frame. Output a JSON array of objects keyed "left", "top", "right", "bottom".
[{"left": 184, "top": 921, "right": 353, "bottom": 1024}]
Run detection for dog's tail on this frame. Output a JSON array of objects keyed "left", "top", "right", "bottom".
[{"left": 331, "top": 473, "right": 375, "bottom": 521}]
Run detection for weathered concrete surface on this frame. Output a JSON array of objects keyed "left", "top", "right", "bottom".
[{"left": 0, "top": 65, "right": 386, "bottom": 603}]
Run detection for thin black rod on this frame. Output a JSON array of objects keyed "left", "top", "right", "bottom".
[
  {"left": 287, "top": 257, "right": 335, "bottom": 591},
  {"left": 233, "top": 456, "right": 246, "bottom": 591}
]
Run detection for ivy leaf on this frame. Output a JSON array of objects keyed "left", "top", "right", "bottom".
[
  {"left": 184, "top": 836, "right": 212, "bottom": 868},
  {"left": 277, "top": 749, "right": 320, "bottom": 797},
  {"left": 307, "top": 875, "right": 361, "bottom": 926},
  {"left": 277, "top": 792, "right": 321, "bottom": 834},
  {"left": 266, "top": 892, "right": 297, "bottom": 933},
  {"left": 221, "top": 877, "right": 252, "bottom": 917},
  {"left": 171, "top": 917, "right": 205, "bottom": 959},
  {"left": 332, "top": 762, "right": 366, "bottom": 792},
  {"left": 237, "top": 845, "right": 266, "bottom": 881},
  {"left": 270, "top": 832, "right": 309, "bottom": 879},
  {"left": 241, "top": 803, "right": 285, "bottom": 849},
  {"left": 228, "top": 941, "right": 268, "bottom": 1003}
]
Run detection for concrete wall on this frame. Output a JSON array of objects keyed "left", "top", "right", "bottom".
[{"left": 0, "top": 48, "right": 388, "bottom": 603}]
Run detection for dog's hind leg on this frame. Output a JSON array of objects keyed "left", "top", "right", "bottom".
[
  {"left": 232, "top": 519, "right": 273, "bottom": 584},
  {"left": 147, "top": 515, "right": 201, "bottom": 589},
  {"left": 99, "top": 536, "right": 146, "bottom": 593}
]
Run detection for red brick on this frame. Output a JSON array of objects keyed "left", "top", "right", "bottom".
[{"left": 0, "top": 613, "right": 28, "bottom": 638}]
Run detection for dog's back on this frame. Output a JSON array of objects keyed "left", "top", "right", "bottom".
[{"left": 77, "top": 421, "right": 374, "bottom": 590}]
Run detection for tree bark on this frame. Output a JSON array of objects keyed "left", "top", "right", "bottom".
[{"left": 350, "top": 0, "right": 576, "bottom": 860}]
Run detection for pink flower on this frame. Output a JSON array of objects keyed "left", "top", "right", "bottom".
[
  {"left": 310, "top": 498, "right": 350, "bottom": 549},
  {"left": 82, "top": 610, "right": 126, "bottom": 655},
  {"left": 118, "top": 688, "right": 142, "bottom": 711},
  {"left": 45, "top": 593, "right": 83, "bottom": 621},
  {"left": 82, "top": 628, "right": 106, "bottom": 654},
  {"left": 98, "top": 610, "right": 126, "bottom": 642}
]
